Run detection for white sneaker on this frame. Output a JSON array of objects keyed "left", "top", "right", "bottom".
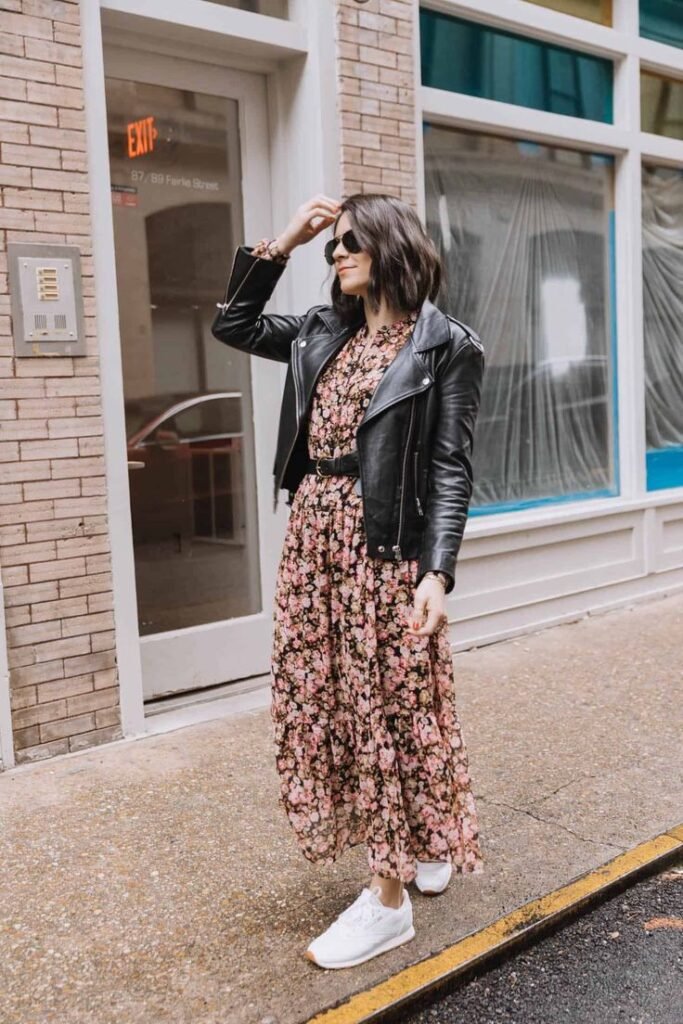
[
  {"left": 304, "top": 885, "right": 415, "bottom": 969},
  {"left": 414, "top": 860, "right": 452, "bottom": 895}
]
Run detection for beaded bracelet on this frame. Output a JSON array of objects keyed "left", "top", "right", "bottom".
[
  {"left": 423, "top": 571, "right": 448, "bottom": 588},
  {"left": 253, "top": 237, "right": 290, "bottom": 265}
]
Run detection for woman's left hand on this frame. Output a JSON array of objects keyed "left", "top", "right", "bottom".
[{"left": 405, "top": 578, "right": 448, "bottom": 636}]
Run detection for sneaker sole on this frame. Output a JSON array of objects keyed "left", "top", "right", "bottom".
[
  {"left": 304, "top": 924, "right": 416, "bottom": 969},
  {"left": 415, "top": 885, "right": 449, "bottom": 896}
]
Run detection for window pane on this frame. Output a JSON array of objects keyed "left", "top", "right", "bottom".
[
  {"left": 641, "top": 71, "right": 683, "bottom": 139},
  {"left": 643, "top": 166, "right": 683, "bottom": 490},
  {"left": 206, "top": 0, "right": 288, "bottom": 14},
  {"left": 524, "top": 0, "right": 612, "bottom": 25},
  {"left": 640, "top": 0, "right": 683, "bottom": 48},
  {"left": 423, "top": 124, "right": 618, "bottom": 512},
  {"left": 420, "top": 8, "right": 613, "bottom": 122}
]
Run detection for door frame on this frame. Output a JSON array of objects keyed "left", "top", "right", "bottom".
[{"left": 80, "top": 0, "right": 341, "bottom": 732}]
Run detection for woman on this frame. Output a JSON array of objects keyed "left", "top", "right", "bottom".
[{"left": 212, "top": 193, "right": 485, "bottom": 970}]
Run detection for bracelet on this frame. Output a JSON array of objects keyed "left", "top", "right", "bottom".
[
  {"left": 423, "top": 570, "right": 448, "bottom": 588},
  {"left": 265, "top": 238, "right": 291, "bottom": 264}
]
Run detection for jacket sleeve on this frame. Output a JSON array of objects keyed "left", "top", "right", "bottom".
[
  {"left": 417, "top": 336, "right": 485, "bottom": 595},
  {"left": 211, "top": 245, "right": 305, "bottom": 364}
]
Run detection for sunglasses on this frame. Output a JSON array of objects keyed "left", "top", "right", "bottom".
[{"left": 324, "top": 229, "right": 363, "bottom": 266}]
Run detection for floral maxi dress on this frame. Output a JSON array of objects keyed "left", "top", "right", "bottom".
[{"left": 270, "top": 311, "right": 484, "bottom": 883}]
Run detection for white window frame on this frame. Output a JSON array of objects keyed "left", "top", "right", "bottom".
[{"left": 415, "top": 0, "right": 683, "bottom": 539}]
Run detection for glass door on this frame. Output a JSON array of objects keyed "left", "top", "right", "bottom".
[{"left": 103, "top": 48, "right": 280, "bottom": 700}]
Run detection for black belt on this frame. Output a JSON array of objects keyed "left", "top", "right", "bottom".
[{"left": 304, "top": 450, "right": 360, "bottom": 477}]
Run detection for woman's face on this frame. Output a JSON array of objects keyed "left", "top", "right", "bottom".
[{"left": 331, "top": 212, "right": 372, "bottom": 297}]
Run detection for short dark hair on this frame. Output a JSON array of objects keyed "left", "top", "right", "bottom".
[{"left": 328, "top": 193, "right": 442, "bottom": 325}]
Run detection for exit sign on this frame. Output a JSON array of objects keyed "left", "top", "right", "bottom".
[{"left": 127, "top": 116, "right": 158, "bottom": 159}]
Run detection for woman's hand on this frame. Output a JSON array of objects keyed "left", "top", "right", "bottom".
[
  {"left": 405, "top": 578, "right": 448, "bottom": 637},
  {"left": 276, "top": 194, "right": 341, "bottom": 254}
]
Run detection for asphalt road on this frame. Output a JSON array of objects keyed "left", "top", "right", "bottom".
[{"left": 405, "top": 858, "right": 683, "bottom": 1024}]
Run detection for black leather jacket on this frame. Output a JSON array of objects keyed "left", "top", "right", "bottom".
[{"left": 211, "top": 245, "right": 485, "bottom": 594}]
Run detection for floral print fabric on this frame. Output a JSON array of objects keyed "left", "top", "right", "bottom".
[{"left": 270, "top": 312, "right": 484, "bottom": 883}]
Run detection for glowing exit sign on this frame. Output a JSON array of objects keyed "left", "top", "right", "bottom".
[{"left": 126, "top": 116, "right": 158, "bottom": 159}]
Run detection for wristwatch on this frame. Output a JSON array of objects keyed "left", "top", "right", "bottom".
[{"left": 423, "top": 570, "right": 448, "bottom": 588}]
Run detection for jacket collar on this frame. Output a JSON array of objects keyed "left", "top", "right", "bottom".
[{"left": 315, "top": 297, "right": 452, "bottom": 352}]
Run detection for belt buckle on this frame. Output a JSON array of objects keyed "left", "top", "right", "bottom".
[{"left": 316, "top": 457, "right": 330, "bottom": 478}]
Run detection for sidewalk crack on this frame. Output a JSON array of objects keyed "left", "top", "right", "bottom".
[{"left": 480, "top": 796, "right": 627, "bottom": 851}]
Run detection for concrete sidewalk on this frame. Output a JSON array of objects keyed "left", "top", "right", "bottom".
[{"left": 1, "top": 592, "right": 682, "bottom": 1024}]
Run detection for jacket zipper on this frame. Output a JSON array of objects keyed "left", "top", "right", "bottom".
[
  {"left": 393, "top": 396, "right": 416, "bottom": 561},
  {"left": 215, "top": 249, "right": 260, "bottom": 313},
  {"left": 413, "top": 448, "right": 424, "bottom": 517}
]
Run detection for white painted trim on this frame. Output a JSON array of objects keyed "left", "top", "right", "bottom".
[
  {"left": 421, "top": 87, "right": 631, "bottom": 152},
  {"left": 0, "top": 580, "right": 14, "bottom": 770},
  {"left": 80, "top": 0, "right": 147, "bottom": 739},
  {"left": 637, "top": 37, "right": 683, "bottom": 76},
  {"left": 421, "top": 0, "right": 630, "bottom": 59},
  {"left": 640, "top": 133, "right": 683, "bottom": 167},
  {"left": 100, "top": 0, "right": 307, "bottom": 59}
]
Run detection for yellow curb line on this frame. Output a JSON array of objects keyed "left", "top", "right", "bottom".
[{"left": 307, "top": 825, "right": 683, "bottom": 1024}]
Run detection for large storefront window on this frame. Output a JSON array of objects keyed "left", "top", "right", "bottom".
[
  {"left": 643, "top": 166, "right": 683, "bottom": 491},
  {"left": 420, "top": 8, "right": 613, "bottom": 122},
  {"left": 640, "top": 0, "right": 683, "bottom": 48},
  {"left": 524, "top": 0, "right": 612, "bottom": 24},
  {"left": 641, "top": 71, "right": 683, "bottom": 139},
  {"left": 424, "top": 125, "right": 618, "bottom": 513}
]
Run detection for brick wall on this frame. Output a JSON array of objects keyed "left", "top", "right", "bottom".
[
  {"left": 335, "top": 0, "right": 418, "bottom": 207},
  {"left": 0, "top": 0, "right": 122, "bottom": 764}
]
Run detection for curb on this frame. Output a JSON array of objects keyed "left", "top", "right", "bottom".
[{"left": 306, "top": 824, "right": 683, "bottom": 1024}]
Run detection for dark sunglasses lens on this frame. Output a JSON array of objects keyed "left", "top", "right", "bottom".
[
  {"left": 343, "top": 230, "right": 361, "bottom": 254},
  {"left": 324, "top": 239, "right": 336, "bottom": 265}
]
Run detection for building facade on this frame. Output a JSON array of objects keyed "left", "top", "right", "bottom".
[{"left": 0, "top": 0, "right": 681, "bottom": 768}]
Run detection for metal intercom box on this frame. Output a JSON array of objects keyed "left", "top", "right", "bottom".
[{"left": 8, "top": 243, "right": 86, "bottom": 357}]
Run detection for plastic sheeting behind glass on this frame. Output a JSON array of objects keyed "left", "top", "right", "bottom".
[
  {"left": 423, "top": 125, "right": 618, "bottom": 512},
  {"left": 524, "top": 0, "right": 612, "bottom": 24},
  {"left": 420, "top": 8, "right": 613, "bottom": 123},
  {"left": 640, "top": 0, "right": 683, "bottom": 48},
  {"left": 643, "top": 166, "right": 683, "bottom": 491}
]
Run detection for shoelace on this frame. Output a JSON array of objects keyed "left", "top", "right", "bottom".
[{"left": 337, "top": 888, "right": 395, "bottom": 930}]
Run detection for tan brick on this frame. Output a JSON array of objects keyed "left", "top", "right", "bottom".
[
  {"left": 338, "top": 40, "right": 359, "bottom": 60},
  {"left": 31, "top": 595, "right": 88, "bottom": 622},
  {"left": 3, "top": 187, "right": 63, "bottom": 211},
  {"left": 378, "top": 66, "right": 412, "bottom": 88},
  {"left": 25, "top": 37, "right": 81, "bottom": 67},
  {"left": 0, "top": 97, "right": 57, "bottom": 126},
  {"left": 11, "top": 685, "right": 37, "bottom": 711},
  {"left": 3, "top": 564, "right": 30, "bottom": 593},
  {"left": 0, "top": 420, "right": 49, "bottom": 443},
  {"left": 14, "top": 356, "right": 72, "bottom": 377},
  {"left": 47, "top": 415, "right": 101, "bottom": 439},
  {"left": 0, "top": 462, "right": 50, "bottom": 488},
  {"left": 61, "top": 149, "right": 86, "bottom": 172},
  {"left": 0, "top": 75, "right": 27, "bottom": 101},
  {"left": 55, "top": 63, "right": 81, "bottom": 89},
  {"left": 341, "top": 110, "right": 361, "bottom": 130},
  {"left": 38, "top": 673, "right": 93, "bottom": 703},
  {"left": 91, "top": 630, "right": 114, "bottom": 653},
  {"left": 85, "top": 553, "right": 111, "bottom": 575},
  {"left": 358, "top": 11, "right": 397, "bottom": 33},
  {"left": 77, "top": 436, "right": 103, "bottom": 457},
  {"left": 14, "top": 737, "right": 69, "bottom": 762},
  {"left": 338, "top": 4, "right": 358, "bottom": 26},
  {"left": 59, "top": 572, "right": 111, "bottom": 599},
  {"left": 41, "top": 712, "right": 95, "bottom": 742},
  {"left": 0, "top": 165, "right": 32, "bottom": 189},
  {"left": 0, "top": 13, "right": 53, "bottom": 40},
  {"left": 10, "top": 655, "right": 62, "bottom": 688},
  {"left": 22, "top": 0, "right": 80, "bottom": 24},
  {"left": 29, "top": 124, "right": 84, "bottom": 150},
  {"left": 5, "top": 603, "right": 30, "bottom": 627},
  {"left": 48, "top": 456, "right": 101, "bottom": 480},
  {"left": 8, "top": 618, "right": 61, "bottom": 647},
  {"left": 362, "top": 113, "right": 399, "bottom": 134},
  {"left": 362, "top": 79, "right": 398, "bottom": 102},
  {"left": 359, "top": 44, "right": 397, "bottom": 69},
  {"left": 0, "top": 53, "right": 55, "bottom": 83},
  {"left": 1, "top": 539, "right": 56, "bottom": 568},
  {"left": 29, "top": 635, "right": 90, "bottom": 666},
  {"left": 339, "top": 24, "right": 378, "bottom": 47},
  {"left": 20, "top": 438, "right": 79, "bottom": 460},
  {"left": 44, "top": 376, "right": 98, "bottom": 396},
  {"left": 66, "top": 686, "right": 117, "bottom": 716},
  {"left": 0, "top": 499, "right": 53, "bottom": 527},
  {"left": 381, "top": 166, "right": 414, "bottom": 187},
  {"left": 396, "top": 52, "right": 413, "bottom": 72},
  {"left": 53, "top": 495, "right": 105, "bottom": 518},
  {"left": 23, "top": 478, "right": 80, "bottom": 501},
  {"left": 18, "top": 396, "right": 74, "bottom": 418},
  {"left": 2, "top": 141, "right": 61, "bottom": 168},
  {"left": 94, "top": 706, "right": 121, "bottom": 730},
  {"left": 57, "top": 106, "right": 83, "bottom": 129},
  {"left": 0, "top": 30, "right": 25, "bottom": 57},
  {"left": 0, "top": 441, "right": 20, "bottom": 462},
  {"left": 87, "top": 591, "right": 113, "bottom": 614},
  {"left": 27, "top": 80, "right": 82, "bottom": 109},
  {"left": 26, "top": 516, "right": 84, "bottom": 543},
  {"left": 54, "top": 21, "right": 79, "bottom": 46},
  {"left": 379, "top": 31, "right": 413, "bottom": 55},
  {"left": 0, "top": 522, "right": 25, "bottom": 545},
  {"left": 69, "top": 723, "right": 121, "bottom": 752},
  {"left": 339, "top": 76, "right": 361, "bottom": 96},
  {"left": 362, "top": 149, "right": 400, "bottom": 169},
  {"left": 379, "top": 100, "right": 413, "bottom": 123},
  {"left": 63, "top": 649, "right": 115, "bottom": 676},
  {"left": 14, "top": 698, "right": 68, "bottom": 730},
  {"left": 0, "top": 120, "right": 29, "bottom": 143},
  {"left": 339, "top": 58, "right": 379, "bottom": 82},
  {"left": 341, "top": 144, "right": 363, "bottom": 163},
  {"left": 14, "top": 724, "right": 41, "bottom": 748},
  {"left": 31, "top": 167, "right": 88, "bottom": 191},
  {"left": 28, "top": 554, "right": 85, "bottom": 582},
  {"left": 93, "top": 667, "right": 117, "bottom": 690},
  {"left": 4, "top": 579, "right": 58, "bottom": 607}
]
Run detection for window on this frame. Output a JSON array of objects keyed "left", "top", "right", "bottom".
[
  {"left": 641, "top": 71, "right": 683, "bottom": 139},
  {"left": 420, "top": 8, "right": 613, "bottom": 122},
  {"left": 423, "top": 124, "right": 618, "bottom": 512},
  {"left": 524, "top": 0, "right": 612, "bottom": 25},
  {"left": 640, "top": 0, "right": 683, "bottom": 48},
  {"left": 643, "top": 166, "right": 683, "bottom": 491}
]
